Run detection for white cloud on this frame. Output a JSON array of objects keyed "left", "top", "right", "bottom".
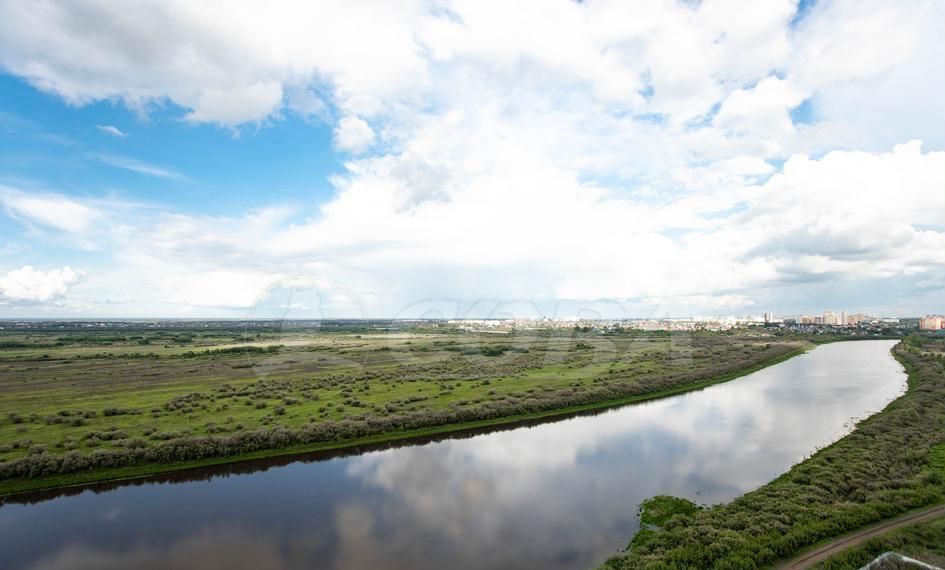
[
  {"left": 5, "top": 139, "right": 939, "bottom": 316},
  {"left": 0, "top": 265, "right": 85, "bottom": 303},
  {"left": 788, "top": 0, "right": 925, "bottom": 91},
  {"left": 0, "top": 187, "right": 99, "bottom": 233},
  {"left": 159, "top": 270, "right": 282, "bottom": 309},
  {"left": 96, "top": 124, "right": 127, "bottom": 138},
  {"left": 713, "top": 76, "right": 806, "bottom": 146},
  {"left": 0, "top": 0, "right": 431, "bottom": 126},
  {"left": 0, "top": 0, "right": 942, "bottom": 316},
  {"left": 94, "top": 154, "right": 185, "bottom": 180},
  {"left": 334, "top": 116, "right": 375, "bottom": 153},
  {"left": 185, "top": 81, "right": 284, "bottom": 126},
  {"left": 741, "top": 141, "right": 945, "bottom": 284}
]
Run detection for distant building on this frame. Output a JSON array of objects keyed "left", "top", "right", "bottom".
[
  {"left": 822, "top": 310, "right": 843, "bottom": 326},
  {"left": 919, "top": 315, "right": 945, "bottom": 330},
  {"left": 847, "top": 312, "right": 871, "bottom": 325}
]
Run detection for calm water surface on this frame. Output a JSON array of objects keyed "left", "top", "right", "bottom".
[{"left": 0, "top": 340, "right": 906, "bottom": 570}]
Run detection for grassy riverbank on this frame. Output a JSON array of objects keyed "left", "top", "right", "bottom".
[
  {"left": 602, "top": 336, "right": 945, "bottom": 569},
  {"left": 1, "top": 325, "right": 808, "bottom": 496}
]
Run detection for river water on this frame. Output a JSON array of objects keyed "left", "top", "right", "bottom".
[{"left": 0, "top": 340, "right": 907, "bottom": 570}]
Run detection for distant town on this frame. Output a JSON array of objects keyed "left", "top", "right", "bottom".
[
  {"left": 0, "top": 312, "right": 942, "bottom": 335},
  {"left": 449, "top": 311, "right": 945, "bottom": 334}
]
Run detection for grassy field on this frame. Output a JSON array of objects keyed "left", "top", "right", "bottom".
[
  {"left": 0, "top": 323, "right": 807, "bottom": 495},
  {"left": 601, "top": 335, "right": 945, "bottom": 569}
]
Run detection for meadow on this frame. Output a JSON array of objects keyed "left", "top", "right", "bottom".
[{"left": 0, "top": 322, "right": 805, "bottom": 494}]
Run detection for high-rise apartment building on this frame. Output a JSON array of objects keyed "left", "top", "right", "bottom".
[{"left": 919, "top": 315, "right": 945, "bottom": 330}]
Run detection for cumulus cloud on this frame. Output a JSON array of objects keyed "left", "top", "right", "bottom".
[
  {"left": 4, "top": 138, "right": 939, "bottom": 316},
  {"left": 334, "top": 116, "right": 375, "bottom": 153},
  {"left": 0, "top": 0, "right": 942, "bottom": 316},
  {"left": 0, "top": 266, "right": 85, "bottom": 303},
  {"left": 0, "top": 0, "right": 430, "bottom": 126},
  {"left": 741, "top": 141, "right": 945, "bottom": 282}
]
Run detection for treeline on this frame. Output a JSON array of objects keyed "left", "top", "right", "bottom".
[
  {"left": 602, "top": 339, "right": 945, "bottom": 569},
  {"left": 0, "top": 344, "right": 799, "bottom": 481},
  {"left": 0, "top": 341, "right": 64, "bottom": 349},
  {"left": 180, "top": 345, "right": 283, "bottom": 357},
  {"left": 441, "top": 344, "right": 530, "bottom": 357}
]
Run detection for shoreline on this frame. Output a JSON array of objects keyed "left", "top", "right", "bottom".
[
  {"left": 602, "top": 339, "right": 945, "bottom": 569},
  {"left": 0, "top": 345, "right": 811, "bottom": 499}
]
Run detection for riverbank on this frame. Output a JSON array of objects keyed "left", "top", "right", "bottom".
[
  {"left": 602, "top": 336, "right": 945, "bottom": 569},
  {"left": 0, "top": 338, "right": 810, "bottom": 498}
]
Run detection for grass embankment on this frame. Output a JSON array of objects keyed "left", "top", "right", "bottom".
[
  {"left": 812, "top": 516, "right": 945, "bottom": 569},
  {"left": 601, "top": 336, "right": 945, "bottom": 570},
  {"left": 0, "top": 327, "right": 807, "bottom": 496}
]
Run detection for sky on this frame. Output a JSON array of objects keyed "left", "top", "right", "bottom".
[{"left": 0, "top": 0, "right": 943, "bottom": 320}]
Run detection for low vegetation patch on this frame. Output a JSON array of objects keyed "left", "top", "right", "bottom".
[
  {"left": 639, "top": 496, "right": 701, "bottom": 527},
  {"left": 632, "top": 495, "right": 703, "bottom": 551}
]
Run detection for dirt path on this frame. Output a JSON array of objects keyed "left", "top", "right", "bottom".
[{"left": 775, "top": 503, "right": 945, "bottom": 569}]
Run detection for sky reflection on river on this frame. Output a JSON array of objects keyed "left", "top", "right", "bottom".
[{"left": 0, "top": 340, "right": 906, "bottom": 570}]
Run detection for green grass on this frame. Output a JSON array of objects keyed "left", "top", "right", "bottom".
[
  {"left": 1, "top": 326, "right": 809, "bottom": 496},
  {"left": 601, "top": 337, "right": 945, "bottom": 570},
  {"left": 929, "top": 443, "right": 945, "bottom": 472}
]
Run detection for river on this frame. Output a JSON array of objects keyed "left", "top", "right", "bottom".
[{"left": 0, "top": 340, "right": 907, "bottom": 570}]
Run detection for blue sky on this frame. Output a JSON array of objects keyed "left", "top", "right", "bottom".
[
  {"left": 0, "top": 0, "right": 942, "bottom": 319},
  {"left": 0, "top": 74, "right": 341, "bottom": 215}
]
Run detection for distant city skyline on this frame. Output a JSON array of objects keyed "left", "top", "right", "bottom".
[{"left": 0, "top": 1, "right": 943, "bottom": 318}]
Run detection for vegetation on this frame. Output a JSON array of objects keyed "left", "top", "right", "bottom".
[
  {"left": 0, "top": 324, "right": 807, "bottom": 494},
  {"left": 639, "top": 495, "right": 702, "bottom": 527},
  {"left": 632, "top": 496, "right": 703, "bottom": 551},
  {"left": 812, "top": 517, "right": 945, "bottom": 569},
  {"left": 602, "top": 336, "right": 945, "bottom": 569}
]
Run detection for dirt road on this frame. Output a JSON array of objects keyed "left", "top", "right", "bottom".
[{"left": 775, "top": 503, "right": 945, "bottom": 569}]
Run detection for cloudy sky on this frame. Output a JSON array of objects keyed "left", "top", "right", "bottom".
[{"left": 0, "top": 0, "right": 942, "bottom": 320}]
